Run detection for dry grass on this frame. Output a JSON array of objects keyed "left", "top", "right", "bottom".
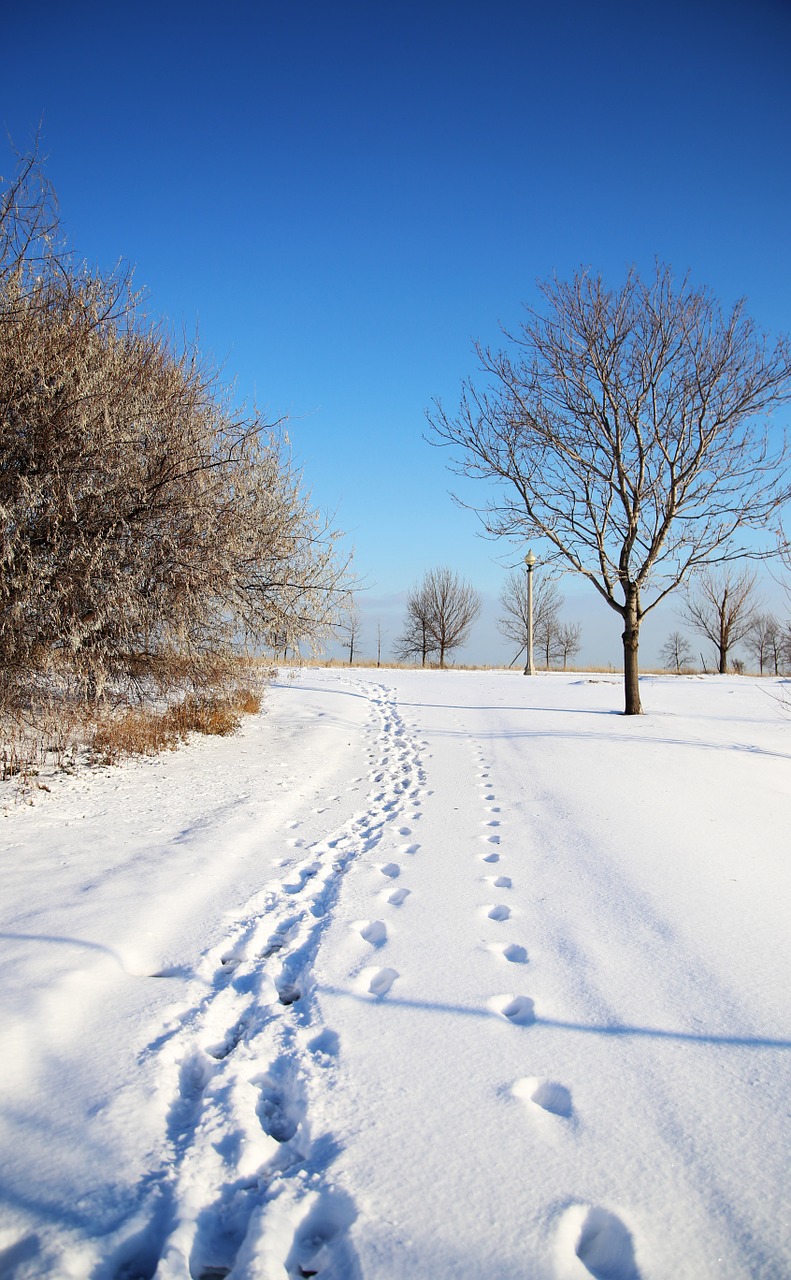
[
  {"left": 90, "top": 686, "right": 263, "bottom": 764},
  {"left": 1, "top": 664, "right": 265, "bottom": 792}
]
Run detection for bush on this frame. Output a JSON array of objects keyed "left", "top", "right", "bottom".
[{"left": 1, "top": 144, "right": 351, "bottom": 722}]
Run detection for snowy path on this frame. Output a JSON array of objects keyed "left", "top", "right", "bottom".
[{"left": 1, "top": 670, "right": 790, "bottom": 1279}]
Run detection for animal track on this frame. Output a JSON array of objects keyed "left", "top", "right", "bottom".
[
  {"left": 379, "top": 862, "right": 401, "bottom": 879},
  {"left": 493, "top": 875, "right": 512, "bottom": 889},
  {"left": 387, "top": 887, "right": 410, "bottom": 906}
]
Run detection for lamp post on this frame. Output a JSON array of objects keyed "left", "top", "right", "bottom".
[{"left": 523, "top": 549, "right": 537, "bottom": 675}]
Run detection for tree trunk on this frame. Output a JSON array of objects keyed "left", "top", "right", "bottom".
[{"left": 621, "top": 594, "right": 642, "bottom": 715}]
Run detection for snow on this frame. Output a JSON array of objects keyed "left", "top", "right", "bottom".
[{"left": 1, "top": 668, "right": 790, "bottom": 1279}]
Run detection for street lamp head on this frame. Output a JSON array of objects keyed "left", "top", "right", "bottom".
[{"left": 524, "top": 549, "right": 537, "bottom": 569}]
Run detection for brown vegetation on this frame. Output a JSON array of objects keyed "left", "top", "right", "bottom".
[{"left": 1, "top": 143, "right": 349, "bottom": 779}]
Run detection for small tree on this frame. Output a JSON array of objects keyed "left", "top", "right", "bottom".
[
  {"left": 556, "top": 622, "right": 582, "bottom": 670},
  {"left": 744, "top": 612, "right": 786, "bottom": 675},
  {"left": 661, "top": 631, "right": 694, "bottom": 673},
  {"left": 682, "top": 568, "right": 759, "bottom": 674},
  {"left": 394, "top": 581, "right": 436, "bottom": 666},
  {"left": 397, "top": 568, "right": 481, "bottom": 668},
  {"left": 337, "top": 597, "right": 362, "bottom": 665},
  {"left": 429, "top": 264, "right": 791, "bottom": 714},
  {"left": 498, "top": 572, "right": 563, "bottom": 668},
  {"left": 422, "top": 567, "right": 482, "bottom": 667}
]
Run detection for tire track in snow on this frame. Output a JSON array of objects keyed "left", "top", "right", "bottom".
[{"left": 111, "top": 677, "right": 426, "bottom": 1280}]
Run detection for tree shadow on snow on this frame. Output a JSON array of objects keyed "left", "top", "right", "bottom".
[{"left": 318, "top": 985, "right": 791, "bottom": 1050}]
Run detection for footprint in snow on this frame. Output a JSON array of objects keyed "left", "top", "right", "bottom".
[
  {"left": 481, "top": 851, "right": 500, "bottom": 864},
  {"left": 365, "top": 967, "right": 399, "bottom": 997},
  {"left": 254, "top": 1066, "right": 302, "bottom": 1144},
  {"left": 308, "top": 1028, "right": 340, "bottom": 1062},
  {"left": 512, "top": 1076, "right": 572, "bottom": 1117},
  {"left": 286, "top": 1187, "right": 358, "bottom": 1280},
  {"left": 379, "top": 862, "right": 401, "bottom": 878},
  {"left": 503, "top": 943, "right": 527, "bottom": 963},
  {"left": 486, "top": 942, "right": 528, "bottom": 964},
  {"left": 558, "top": 1205, "right": 640, "bottom": 1280},
  {"left": 487, "top": 904, "right": 511, "bottom": 922},
  {"left": 388, "top": 887, "right": 410, "bottom": 906},
  {"left": 490, "top": 995, "right": 536, "bottom": 1025},
  {"left": 492, "top": 875, "right": 512, "bottom": 889},
  {"left": 277, "top": 980, "right": 302, "bottom": 1007},
  {"left": 358, "top": 920, "right": 388, "bottom": 947}
]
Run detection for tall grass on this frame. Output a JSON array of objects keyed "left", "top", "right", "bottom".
[{"left": 1, "top": 664, "right": 265, "bottom": 792}]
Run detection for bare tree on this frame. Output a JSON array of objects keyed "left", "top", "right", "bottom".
[
  {"left": 423, "top": 567, "right": 482, "bottom": 667},
  {"left": 556, "top": 622, "right": 582, "bottom": 670},
  {"left": 429, "top": 264, "right": 791, "bottom": 713},
  {"left": 337, "top": 597, "right": 362, "bottom": 665},
  {"left": 682, "top": 568, "right": 759, "bottom": 674},
  {"left": 498, "top": 572, "right": 563, "bottom": 668},
  {"left": 661, "top": 631, "right": 694, "bottom": 673},
  {"left": 745, "top": 612, "right": 783, "bottom": 675},
  {"left": 397, "top": 568, "right": 481, "bottom": 668},
  {"left": 0, "top": 146, "right": 351, "bottom": 708},
  {"left": 394, "top": 581, "right": 436, "bottom": 666}
]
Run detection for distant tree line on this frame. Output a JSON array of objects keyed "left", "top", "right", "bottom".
[{"left": 661, "top": 567, "right": 791, "bottom": 674}]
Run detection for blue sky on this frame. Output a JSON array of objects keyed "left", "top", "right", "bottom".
[{"left": 3, "top": 0, "right": 790, "bottom": 666}]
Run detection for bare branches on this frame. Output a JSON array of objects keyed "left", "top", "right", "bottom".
[
  {"left": 429, "top": 263, "right": 791, "bottom": 711},
  {"left": 498, "top": 571, "right": 565, "bottom": 667},
  {"left": 0, "top": 145, "right": 351, "bottom": 709},
  {"left": 660, "top": 631, "right": 694, "bottom": 673},
  {"left": 682, "top": 568, "right": 760, "bottom": 674},
  {"left": 396, "top": 568, "right": 481, "bottom": 667}
]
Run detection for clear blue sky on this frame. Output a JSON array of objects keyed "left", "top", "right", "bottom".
[{"left": 3, "top": 0, "right": 790, "bottom": 666}]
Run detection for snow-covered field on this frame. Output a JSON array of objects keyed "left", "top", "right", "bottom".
[{"left": 1, "top": 668, "right": 789, "bottom": 1280}]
